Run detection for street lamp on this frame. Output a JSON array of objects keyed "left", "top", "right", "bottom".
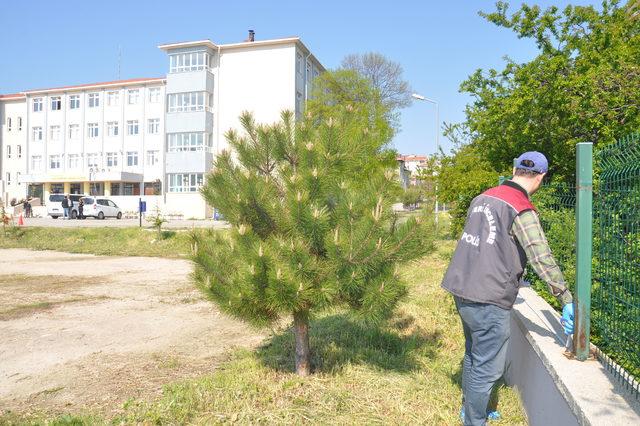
[{"left": 412, "top": 92, "right": 440, "bottom": 226}]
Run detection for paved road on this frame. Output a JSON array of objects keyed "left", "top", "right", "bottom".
[{"left": 18, "top": 217, "right": 230, "bottom": 229}]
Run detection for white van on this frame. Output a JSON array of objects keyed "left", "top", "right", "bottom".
[
  {"left": 80, "top": 197, "right": 123, "bottom": 220},
  {"left": 47, "top": 194, "right": 82, "bottom": 219}
]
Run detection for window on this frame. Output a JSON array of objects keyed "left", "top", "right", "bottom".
[
  {"left": 127, "top": 120, "right": 139, "bottom": 135},
  {"left": 144, "top": 180, "right": 161, "bottom": 195},
  {"left": 49, "top": 155, "right": 61, "bottom": 169},
  {"left": 87, "top": 153, "right": 99, "bottom": 168},
  {"left": 88, "top": 92, "right": 100, "bottom": 108},
  {"left": 127, "top": 89, "right": 139, "bottom": 104},
  {"left": 68, "top": 124, "right": 80, "bottom": 139},
  {"left": 17, "top": 145, "right": 21, "bottom": 158},
  {"left": 146, "top": 150, "right": 159, "bottom": 166},
  {"left": 16, "top": 172, "right": 20, "bottom": 184},
  {"left": 17, "top": 117, "right": 22, "bottom": 131},
  {"left": 5, "top": 172, "right": 9, "bottom": 185},
  {"left": 296, "top": 53, "right": 302, "bottom": 74},
  {"left": 6, "top": 117, "right": 11, "bottom": 131},
  {"left": 68, "top": 154, "right": 80, "bottom": 169},
  {"left": 106, "top": 152, "right": 119, "bottom": 167},
  {"left": 148, "top": 118, "right": 160, "bottom": 134},
  {"left": 123, "top": 183, "right": 138, "bottom": 196},
  {"left": 50, "top": 125, "right": 61, "bottom": 141},
  {"left": 70, "top": 183, "right": 82, "bottom": 194},
  {"left": 295, "top": 91, "right": 303, "bottom": 115},
  {"left": 6, "top": 145, "right": 11, "bottom": 158},
  {"left": 169, "top": 51, "right": 208, "bottom": 73},
  {"left": 148, "top": 87, "right": 161, "bottom": 103},
  {"left": 88, "top": 123, "right": 99, "bottom": 138},
  {"left": 167, "top": 132, "right": 210, "bottom": 152},
  {"left": 32, "top": 126, "right": 43, "bottom": 141},
  {"left": 69, "top": 95, "right": 80, "bottom": 109},
  {"left": 107, "top": 91, "right": 119, "bottom": 106},
  {"left": 168, "top": 173, "right": 203, "bottom": 192},
  {"left": 167, "top": 92, "right": 207, "bottom": 113},
  {"left": 33, "top": 98, "right": 43, "bottom": 112},
  {"left": 107, "top": 121, "right": 119, "bottom": 137},
  {"left": 126, "top": 151, "right": 138, "bottom": 166},
  {"left": 31, "top": 155, "right": 42, "bottom": 171},
  {"left": 51, "top": 96, "right": 62, "bottom": 111}
]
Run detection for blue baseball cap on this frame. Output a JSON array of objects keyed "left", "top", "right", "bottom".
[{"left": 515, "top": 151, "right": 548, "bottom": 174}]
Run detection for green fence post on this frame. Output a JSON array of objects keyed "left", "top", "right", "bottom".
[{"left": 575, "top": 142, "right": 593, "bottom": 361}]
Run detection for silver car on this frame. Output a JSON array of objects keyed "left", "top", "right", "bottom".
[{"left": 81, "top": 197, "right": 123, "bottom": 220}]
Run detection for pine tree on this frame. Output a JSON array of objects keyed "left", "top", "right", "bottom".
[{"left": 192, "top": 72, "right": 433, "bottom": 375}]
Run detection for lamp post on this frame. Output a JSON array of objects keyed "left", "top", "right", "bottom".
[{"left": 412, "top": 93, "right": 440, "bottom": 226}]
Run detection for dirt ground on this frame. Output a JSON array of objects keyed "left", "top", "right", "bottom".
[{"left": 0, "top": 249, "right": 264, "bottom": 417}]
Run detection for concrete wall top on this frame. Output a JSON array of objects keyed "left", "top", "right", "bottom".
[{"left": 509, "top": 287, "right": 640, "bottom": 425}]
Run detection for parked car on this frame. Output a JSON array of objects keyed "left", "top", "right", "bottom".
[
  {"left": 81, "top": 197, "right": 122, "bottom": 220},
  {"left": 47, "top": 194, "right": 83, "bottom": 219}
]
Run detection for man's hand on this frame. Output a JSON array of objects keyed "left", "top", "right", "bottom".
[{"left": 561, "top": 303, "right": 574, "bottom": 335}]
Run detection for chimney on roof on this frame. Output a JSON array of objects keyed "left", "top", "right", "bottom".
[{"left": 247, "top": 30, "right": 255, "bottom": 42}]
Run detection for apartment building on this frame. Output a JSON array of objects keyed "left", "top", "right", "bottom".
[{"left": 0, "top": 33, "right": 324, "bottom": 218}]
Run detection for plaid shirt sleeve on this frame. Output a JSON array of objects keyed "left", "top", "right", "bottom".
[{"left": 511, "top": 209, "right": 573, "bottom": 305}]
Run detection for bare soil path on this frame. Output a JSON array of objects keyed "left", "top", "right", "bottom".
[{"left": 0, "top": 249, "right": 264, "bottom": 416}]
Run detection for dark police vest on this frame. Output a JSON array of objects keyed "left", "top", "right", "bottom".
[{"left": 441, "top": 183, "right": 535, "bottom": 309}]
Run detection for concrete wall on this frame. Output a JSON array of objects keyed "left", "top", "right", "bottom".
[
  {"left": 0, "top": 98, "right": 28, "bottom": 203},
  {"left": 216, "top": 44, "right": 296, "bottom": 153},
  {"left": 506, "top": 287, "right": 640, "bottom": 425},
  {"left": 105, "top": 194, "right": 210, "bottom": 219},
  {"left": 165, "top": 151, "right": 212, "bottom": 173}
]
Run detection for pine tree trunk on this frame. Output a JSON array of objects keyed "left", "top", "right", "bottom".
[{"left": 293, "top": 310, "right": 311, "bottom": 376}]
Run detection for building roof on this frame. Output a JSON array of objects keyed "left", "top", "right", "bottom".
[
  {"left": 157, "top": 39, "right": 218, "bottom": 50},
  {"left": 397, "top": 155, "right": 429, "bottom": 162},
  {"left": 2, "top": 35, "right": 324, "bottom": 99},
  {"left": 158, "top": 36, "right": 325, "bottom": 72},
  {"left": 0, "top": 93, "right": 25, "bottom": 100},
  {"left": 21, "top": 77, "right": 165, "bottom": 95}
]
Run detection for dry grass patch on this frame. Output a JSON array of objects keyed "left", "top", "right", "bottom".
[
  {"left": 0, "top": 242, "right": 527, "bottom": 425},
  {"left": 0, "top": 274, "right": 109, "bottom": 320}
]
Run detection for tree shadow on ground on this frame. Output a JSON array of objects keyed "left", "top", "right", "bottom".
[{"left": 257, "top": 312, "right": 442, "bottom": 375}]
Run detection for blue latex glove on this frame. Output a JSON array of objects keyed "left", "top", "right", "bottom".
[{"left": 561, "top": 303, "right": 574, "bottom": 335}]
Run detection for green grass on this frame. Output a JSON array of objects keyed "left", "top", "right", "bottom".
[
  {"left": 0, "top": 241, "right": 526, "bottom": 425},
  {"left": 0, "top": 227, "right": 206, "bottom": 258}
]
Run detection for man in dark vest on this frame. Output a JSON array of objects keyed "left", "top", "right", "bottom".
[{"left": 441, "top": 151, "right": 574, "bottom": 425}]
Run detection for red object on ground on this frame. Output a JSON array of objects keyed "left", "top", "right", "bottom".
[{"left": 17, "top": 214, "right": 24, "bottom": 226}]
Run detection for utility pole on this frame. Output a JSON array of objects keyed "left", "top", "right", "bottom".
[
  {"left": 411, "top": 93, "right": 441, "bottom": 227},
  {"left": 117, "top": 45, "right": 122, "bottom": 80}
]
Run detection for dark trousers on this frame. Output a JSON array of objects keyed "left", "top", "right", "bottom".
[{"left": 454, "top": 296, "right": 510, "bottom": 426}]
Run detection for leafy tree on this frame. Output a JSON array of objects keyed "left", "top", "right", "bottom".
[
  {"left": 439, "top": 0, "right": 640, "bottom": 232},
  {"left": 341, "top": 52, "right": 413, "bottom": 131},
  {"left": 466, "top": 0, "right": 639, "bottom": 179},
  {"left": 191, "top": 72, "right": 433, "bottom": 375},
  {"left": 401, "top": 186, "right": 423, "bottom": 209}
]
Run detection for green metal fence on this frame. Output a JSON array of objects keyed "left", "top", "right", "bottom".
[
  {"left": 513, "top": 135, "right": 640, "bottom": 397},
  {"left": 593, "top": 133, "right": 640, "bottom": 394}
]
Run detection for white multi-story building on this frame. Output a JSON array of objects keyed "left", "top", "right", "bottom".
[{"left": 0, "top": 33, "right": 324, "bottom": 218}]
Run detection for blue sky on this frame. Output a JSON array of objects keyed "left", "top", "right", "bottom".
[{"left": 0, "top": 0, "right": 597, "bottom": 155}]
